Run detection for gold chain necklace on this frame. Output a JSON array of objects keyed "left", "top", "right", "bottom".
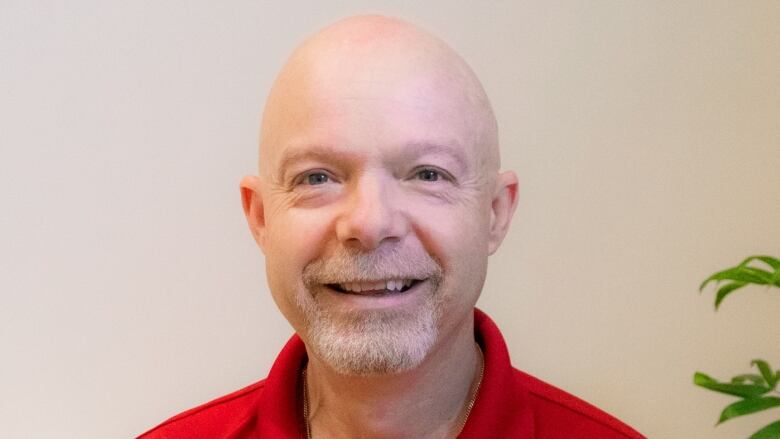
[{"left": 302, "top": 345, "right": 484, "bottom": 438}]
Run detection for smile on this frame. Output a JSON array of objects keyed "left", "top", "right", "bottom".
[{"left": 325, "top": 279, "right": 422, "bottom": 295}]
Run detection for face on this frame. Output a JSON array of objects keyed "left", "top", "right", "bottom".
[{"left": 242, "top": 39, "right": 516, "bottom": 376}]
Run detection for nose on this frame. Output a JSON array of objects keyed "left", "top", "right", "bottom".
[{"left": 335, "top": 174, "right": 407, "bottom": 250}]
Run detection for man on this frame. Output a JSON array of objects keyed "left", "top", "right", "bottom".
[{"left": 139, "top": 15, "right": 644, "bottom": 438}]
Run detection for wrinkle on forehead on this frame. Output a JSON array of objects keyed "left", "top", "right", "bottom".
[{"left": 259, "top": 15, "right": 499, "bottom": 181}]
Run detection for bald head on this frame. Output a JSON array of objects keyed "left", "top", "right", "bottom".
[
  {"left": 240, "top": 16, "right": 519, "bottom": 382},
  {"left": 259, "top": 15, "right": 499, "bottom": 180}
]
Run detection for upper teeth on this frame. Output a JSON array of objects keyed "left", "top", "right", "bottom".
[{"left": 338, "top": 279, "right": 413, "bottom": 293}]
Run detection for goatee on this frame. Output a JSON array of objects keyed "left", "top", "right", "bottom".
[{"left": 299, "top": 245, "right": 443, "bottom": 376}]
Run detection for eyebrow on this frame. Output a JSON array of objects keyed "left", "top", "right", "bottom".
[
  {"left": 274, "top": 140, "right": 468, "bottom": 182},
  {"left": 275, "top": 144, "right": 354, "bottom": 183},
  {"left": 402, "top": 141, "right": 467, "bottom": 169}
]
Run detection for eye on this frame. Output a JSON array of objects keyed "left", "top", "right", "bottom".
[
  {"left": 417, "top": 169, "right": 441, "bottom": 182},
  {"left": 293, "top": 170, "right": 334, "bottom": 187},
  {"left": 305, "top": 172, "right": 330, "bottom": 185}
]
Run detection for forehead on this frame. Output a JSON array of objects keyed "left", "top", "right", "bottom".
[
  {"left": 258, "top": 27, "right": 498, "bottom": 176},
  {"left": 262, "top": 73, "right": 484, "bottom": 175}
]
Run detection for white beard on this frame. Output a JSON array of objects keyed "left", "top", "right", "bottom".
[
  {"left": 296, "top": 291, "right": 441, "bottom": 376},
  {"left": 298, "top": 246, "right": 443, "bottom": 376}
]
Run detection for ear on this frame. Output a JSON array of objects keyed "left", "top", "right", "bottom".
[
  {"left": 487, "top": 171, "right": 519, "bottom": 255},
  {"left": 240, "top": 175, "right": 267, "bottom": 251}
]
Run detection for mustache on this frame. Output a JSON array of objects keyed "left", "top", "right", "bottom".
[{"left": 302, "top": 246, "right": 442, "bottom": 287}]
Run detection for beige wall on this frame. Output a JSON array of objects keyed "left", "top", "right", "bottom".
[{"left": 2, "top": 1, "right": 779, "bottom": 437}]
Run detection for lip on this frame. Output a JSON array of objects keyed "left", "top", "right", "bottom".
[
  {"left": 325, "top": 279, "right": 421, "bottom": 295},
  {"left": 317, "top": 279, "right": 428, "bottom": 310}
]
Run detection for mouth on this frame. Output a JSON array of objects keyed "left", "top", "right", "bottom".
[{"left": 324, "top": 278, "right": 423, "bottom": 296}]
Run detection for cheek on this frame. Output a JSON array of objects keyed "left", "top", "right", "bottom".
[
  {"left": 414, "top": 209, "right": 490, "bottom": 330},
  {"left": 410, "top": 195, "right": 491, "bottom": 255},
  {"left": 262, "top": 206, "right": 336, "bottom": 331},
  {"left": 263, "top": 207, "right": 334, "bottom": 295},
  {"left": 409, "top": 197, "right": 491, "bottom": 294}
]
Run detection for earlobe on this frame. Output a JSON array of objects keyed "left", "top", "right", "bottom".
[
  {"left": 239, "top": 175, "right": 267, "bottom": 250},
  {"left": 488, "top": 171, "right": 519, "bottom": 255}
]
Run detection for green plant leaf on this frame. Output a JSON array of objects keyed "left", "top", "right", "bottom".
[
  {"left": 700, "top": 266, "right": 773, "bottom": 291},
  {"left": 718, "top": 397, "right": 780, "bottom": 424},
  {"left": 740, "top": 255, "right": 780, "bottom": 270},
  {"left": 750, "top": 420, "right": 780, "bottom": 439},
  {"left": 741, "top": 256, "right": 780, "bottom": 287},
  {"left": 732, "top": 374, "right": 767, "bottom": 386},
  {"left": 735, "top": 266, "right": 774, "bottom": 283},
  {"left": 700, "top": 256, "right": 780, "bottom": 307},
  {"left": 753, "top": 360, "right": 778, "bottom": 389},
  {"left": 694, "top": 372, "right": 771, "bottom": 397},
  {"left": 715, "top": 282, "right": 748, "bottom": 309}
]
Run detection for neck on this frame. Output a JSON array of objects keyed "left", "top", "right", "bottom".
[{"left": 303, "top": 318, "right": 481, "bottom": 439}]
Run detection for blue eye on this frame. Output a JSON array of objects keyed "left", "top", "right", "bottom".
[
  {"left": 306, "top": 172, "right": 330, "bottom": 185},
  {"left": 417, "top": 169, "right": 440, "bottom": 182}
]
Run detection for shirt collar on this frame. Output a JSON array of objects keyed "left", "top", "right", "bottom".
[{"left": 256, "top": 308, "right": 534, "bottom": 437}]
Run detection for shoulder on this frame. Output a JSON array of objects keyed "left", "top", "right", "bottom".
[
  {"left": 514, "top": 369, "right": 645, "bottom": 438},
  {"left": 136, "top": 379, "right": 267, "bottom": 439}
]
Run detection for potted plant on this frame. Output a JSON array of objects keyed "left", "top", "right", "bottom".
[{"left": 696, "top": 255, "right": 780, "bottom": 438}]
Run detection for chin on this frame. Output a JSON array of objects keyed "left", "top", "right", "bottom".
[{"left": 298, "top": 291, "right": 443, "bottom": 376}]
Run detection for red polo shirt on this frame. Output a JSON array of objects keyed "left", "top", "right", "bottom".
[{"left": 139, "top": 309, "right": 645, "bottom": 438}]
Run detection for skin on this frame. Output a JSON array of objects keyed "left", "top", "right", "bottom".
[{"left": 240, "top": 15, "right": 518, "bottom": 438}]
